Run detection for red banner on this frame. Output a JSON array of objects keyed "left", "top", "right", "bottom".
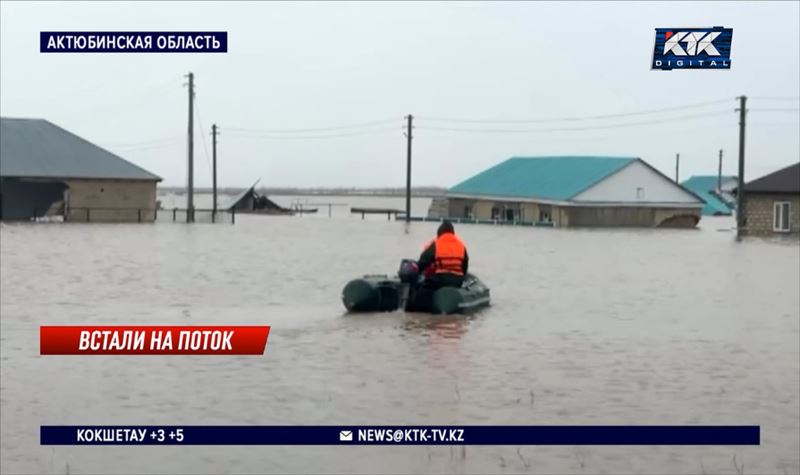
[{"left": 40, "top": 326, "right": 270, "bottom": 355}]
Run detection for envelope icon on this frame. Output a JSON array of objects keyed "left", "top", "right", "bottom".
[{"left": 339, "top": 430, "right": 353, "bottom": 442}]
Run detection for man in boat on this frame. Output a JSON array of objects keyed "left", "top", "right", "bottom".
[{"left": 417, "top": 220, "right": 469, "bottom": 289}]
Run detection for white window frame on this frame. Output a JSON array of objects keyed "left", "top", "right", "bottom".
[{"left": 773, "top": 201, "right": 791, "bottom": 232}]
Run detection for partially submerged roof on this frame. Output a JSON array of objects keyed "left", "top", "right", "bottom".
[
  {"left": 219, "top": 180, "right": 259, "bottom": 210},
  {"left": 744, "top": 162, "right": 800, "bottom": 193},
  {"left": 0, "top": 117, "right": 161, "bottom": 181},
  {"left": 448, "top": 156, "right": 636, "bottom": 201},
  {"left": 681, "top": 176, "right": 736, "bottom": 216},
  {"left": 682, "top": 175, "right": 738, "bottom": 189}
]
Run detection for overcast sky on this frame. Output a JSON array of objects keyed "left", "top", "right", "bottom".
[{"left": 1, "top": 1, "right": 798, "bottom": 188}]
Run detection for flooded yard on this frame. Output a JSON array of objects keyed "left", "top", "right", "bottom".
[{"left": 1, "top": 211, "right": 798, "bottom": 474}]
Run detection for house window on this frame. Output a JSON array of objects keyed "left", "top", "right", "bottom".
[
  {"left": 464, "top": 205, "right": 473, "bottom": 219},
  {"left": 636, "top": 187, "right": 645, "bottom": 200},
  {"left": 773, "top": 202, "right": 791, "bottom": 232},
  {"left": 505, "top": 208, "right": 516, "bottom": 221},
  {"left": 491, "top": 207, "right": 500, "bottom": 220}
]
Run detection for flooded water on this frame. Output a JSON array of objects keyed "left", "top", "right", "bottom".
[
  {"left": 1, "top": 210, "right": 799, "bottom": 474},
  {"left": 156, "top": 193, "right": 435, "bottom": 219}
]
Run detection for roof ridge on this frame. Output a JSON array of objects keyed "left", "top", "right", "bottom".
[{"left": 508, "top": 155, "right": 637, "bottom": 160}]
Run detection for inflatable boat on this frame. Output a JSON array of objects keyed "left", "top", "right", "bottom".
[{"left": 341, "top": 259, "right": 491, "bottom": 314}]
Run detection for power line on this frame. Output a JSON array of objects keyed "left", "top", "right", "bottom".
[
  {"left": 101, "top": 136, "right": 183, "bottom": 148},
  {"left": 194, "top": 97, "right": 214, "bottom": 178},
  {"left": 749, "top": 97, "right": 800, "bottom": 101},
  {"left": 108, "top": 141, "right": 183, "bottom": 152},
  {"left": 80, "top": 75, "right": 182, "bottom": 120},
  {"left": 226, "top": 118, "right": 400, "bottom": 134},
  {"left": 225, "top": 127, "right": 400, "bottom": 140},
  {"left": 417, "top": 98, "right": 734, "bottom": 124},
  {"left": 416, "top": 110, "right": 733, "bottom": 134},
  {"left": 748, "top": 108, "right": 800, "bottom": 112}
]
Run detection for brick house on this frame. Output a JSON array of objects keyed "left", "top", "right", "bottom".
[
  {"left": 741, "top": 162, "right": 800, "bottom": 236},
  {"left": 1, "top": 117, "right": 161, "bottom": 222}
]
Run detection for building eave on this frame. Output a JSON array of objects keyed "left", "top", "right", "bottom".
[
  {"left": 568, "top": 201, "right": 703, "bottom": 208},
  {"left": 446, "top": 193, "right": 571, "bottom": 206},
  {"left": 446, "top": 193, "right": 703, "bottom": 209},
  {"left": 0, "top": 174, "right": 162, "bottom": 182}
]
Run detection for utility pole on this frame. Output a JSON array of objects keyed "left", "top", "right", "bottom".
[
  {"left": 185, "top": 72, "right": 195, "bottom": 223},
  {"left": 718, "top": 149, "right": 723, "bottom": 191},
  {"left": 404, "top": 114, "right": 413, "bottom": 223},
  {"left": 736, "top": 95, "right": 747, "bottom": 238},
  {"left": 675, "top": 153, "right": 680, "bottom": 183},
  {"left": 212, "top": 124, "right": 219, "bottom": 216}
]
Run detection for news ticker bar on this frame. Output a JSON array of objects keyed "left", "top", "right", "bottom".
[
  {"left": 40, "top": 326, "right": 270, "bottom": 355},
  {"left": 40, "top": 32, "right": 227, "bottom": 53},
  {"left": 41, "top": 426, "right": 760, "bottom": 445}
]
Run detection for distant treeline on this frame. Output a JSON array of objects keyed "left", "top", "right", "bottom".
[{"left": 158, "top": 186, "right": 447, "bottom": 198}]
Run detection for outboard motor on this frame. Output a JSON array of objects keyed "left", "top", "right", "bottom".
[
  {"left": 396, "top": 259, "right": 420, "bottom": 311},
  {"left": 397, "top": 259, "right": 420, "bottom": 284}
]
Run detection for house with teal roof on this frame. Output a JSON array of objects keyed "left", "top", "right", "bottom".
[
  {"left": 680, "top": 175, "right": 737, "bottom": 216},
  {"left": 438, "top": 156, "right": 704, "bottom": 227}
]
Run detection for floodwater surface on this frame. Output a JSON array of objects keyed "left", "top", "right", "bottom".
[{"left": 1, "top": 207, "right": 798, "bottom": 474}]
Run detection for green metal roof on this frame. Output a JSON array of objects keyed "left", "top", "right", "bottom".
[
  {"left": 681, "top": 176, "right": 736, "bottom": 216},
  {"left": 448, "top": 156, "right": 636, "bottom": 201}
]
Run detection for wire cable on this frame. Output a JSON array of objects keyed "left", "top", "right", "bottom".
[
  {"left": 106, "top": 141, "right": 183, "bottom": 152},
  {"left": 101, "top": 136, "right": 183, "bottom": 148},
  {"left": 416, "top": 110, "right": 733, "bottom": 134},
  {"left": 748, "top": 108, "right": 800, "bottom": 112},
  {"left": 225, "top": 127, "right": 401, "bottom": 140},
  {"left": 226, "top": 118, "right": 400, "bottom": 134},
  {"left": 749, "top": 97, "right": 800, "bottom": 101},
  {"left": 417, "top": 99, "right": 735, "bottom": 124},
  {"left": 194, "top": 97, "right": 214, "bottom": 177}
]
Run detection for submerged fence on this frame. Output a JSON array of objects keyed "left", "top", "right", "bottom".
[
  {"left": 156, "top": 208, "right": 235, "bottom": 224},
  {"left": 14, "top": 207, "right": 235, "bottom": 224}
]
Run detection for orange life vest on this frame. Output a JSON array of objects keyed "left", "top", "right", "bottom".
[{"left": 433, "top": 232, "right": 466, "bottom": 276}]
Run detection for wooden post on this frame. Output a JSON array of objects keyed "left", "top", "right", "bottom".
[
  {"left": 212, "top": 124, "right": 218, "bottom": 216},
  {"left": 186, "top": 72, "right": 195, "bottom": 223},
  {"left": 736, "top": 95, "right": 747, "bottom": 239},
  {"left": 405, "top": 114, "right": 413, "bottom": 223}
]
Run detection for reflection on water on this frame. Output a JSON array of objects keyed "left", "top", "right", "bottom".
[
  {"left": 400, "top": 314, "right": 474, "bottom": 340},
  {"left": 1, "top": 214, "right": 798, "bottom": 474}
]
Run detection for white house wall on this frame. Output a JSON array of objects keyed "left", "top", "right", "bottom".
[{"left": 572, "top": 160, "right": 701, "bottom": 204}]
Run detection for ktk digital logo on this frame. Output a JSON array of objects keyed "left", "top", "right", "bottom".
[{"left": 652, "top": 27, "right": 733, "bottom": 70}]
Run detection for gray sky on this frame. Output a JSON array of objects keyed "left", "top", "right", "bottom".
[{"left": 1, "top": 1, "right": 798, "bottom": 188}]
